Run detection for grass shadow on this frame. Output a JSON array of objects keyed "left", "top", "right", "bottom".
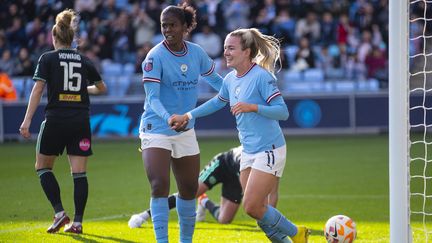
[{"left": 59, "top": 232, "right": 139, "bottom": 243}]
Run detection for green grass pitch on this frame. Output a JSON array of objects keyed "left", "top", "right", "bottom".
[{"left": 0, "top": 135, "right": 428, "bottom": 242}]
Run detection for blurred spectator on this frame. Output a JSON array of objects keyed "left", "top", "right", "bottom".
[
  {"left": 334, "top": 43, "right": 349, "bottom": 69},
  {"left": 1, "top": 3, "right": 20, "bottom": 30},
  {"left": 5, "top": 17, "right": 27, "bottom": 54},
  {"left": 224, "top": 0, "right": 250, "bottom": 31},
  {"left": 14, "top": 47, "right": 34, "bottom": 76},
  {"left": 346, "top": 25, "right": 360, "bottom": 53},
  {"left": 133, "top": 8, "right": 156, "bottom": 47},
  {"left": 98, "top": 0, "right": 119, "bottom": 24},
  {"left": 345, "top": 53, "right": 366, "bottom": 81},
  {"left": 145, "top": 0, "right": 164, "bottom": 29},
  {"left": 25, "top": 17, "right": 44, "bottom": 48},
  {"left": 0, "top": 70, "right": 17, "bottom": 101},
  {"left": 30, "top": 32, "right": 52, "bottom": 63},
  {"left": 352, "top": 2, "right": 374, "bottom": 31},
  {"left": 375, "top": 0, "right": 389, "bottom": 46},
  {"left": 83, "top": 45, "right": 102, "bottom": 73},
  {"left": 192, "top": 24, "right": 222, "bottom": 59},
  {"left": 371, "top": 24, "right": 384, "bottom": 48},
  {"left": 295, "top": 12, "right": 320, "bottom": 44},
  {"left": 349, "top": 0, "right": 367, "bottom": 25},
  {"left": 252, "top": 0, "right": 276, "bottom": 35},
  {"left": 75, "top": 0, "right": 98, "bottom": 22},
  {"left": 260, "top": 0, "right": 277, "bottom": 22},
  {"left": 0, "top": 49, "right": 15, "bottom": 76},
  {"left": 35, "top": 0, "right": 53, "bottom": 22},
  {"left": 253, "top": 8, "right": 272, "bottom": 35},
  {"left": 272, "top": 9, "right": 296, "bottom": 46},
  {"left": 320, "top": 12, "right": 337, "bottom": 45},
  {"left": 292, "top": 37, "right": 315, "bottom": 71},
  {"left": 357, "top": 30, "right": 373, "bottom": 63},
  {"left": 365, "top": 46, "right": 388, "bottom": 85},
  {"left": 337, "top": 14, "right": 350, "bottom": 45},
  {"left": 317, "top": 45, "right": 336, "bottom": 79},
  {"left": 0, "top": 32, "right": 9, "bottom": 57},
  {"left": 95, "top": 34, "right": 113, "bottom": 61},
  {"left": 112, "top": 11, "right": 134, "bottom": 64},
  {"left": 198, "top": 0, "right": 226, "bottom": 35}
]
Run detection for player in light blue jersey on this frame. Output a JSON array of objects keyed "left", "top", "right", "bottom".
[
  {"left": 171, "top": 28, "right": 311, "bottom": 243},
  {"left": 139, "top": 3, "right": 223, "bottom": 243}
]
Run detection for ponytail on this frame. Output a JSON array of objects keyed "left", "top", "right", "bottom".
[
  {"left": 52, "top": 9, "right": 77, "bottom": 46},
  {"left": 228, "top": 28, "right": 281, "bottom": 73}
]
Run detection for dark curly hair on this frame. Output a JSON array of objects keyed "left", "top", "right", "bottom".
[{"left": 161, "top": 3, "right": 197, "bottom": 33}]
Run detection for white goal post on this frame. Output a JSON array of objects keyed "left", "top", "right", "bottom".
[{"left": 389, "top": 0, "right": 411, "bottom": 243}]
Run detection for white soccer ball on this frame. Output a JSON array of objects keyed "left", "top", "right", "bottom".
[{"left": 324, "top": 215, "right": 357, "bottom": 243}]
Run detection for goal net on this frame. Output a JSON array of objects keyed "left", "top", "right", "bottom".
[
  {"left": 409, "top": 0, "right": 432, "bottom": 242},
  {"left": 391, "top": 0, "right": 432, "bottom": 242}
]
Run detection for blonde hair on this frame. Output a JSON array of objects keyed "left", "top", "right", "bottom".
[
  {"left": 228, "top": 28, "right": 281, "bottom": 73},
  {"left": 52, "top": 9, "right": 77, "bottom": 46}
]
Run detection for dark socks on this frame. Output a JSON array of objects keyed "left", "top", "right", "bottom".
[
  {"left": 205, "top": 200, "right": 220, "bottom": 221},
  {"left": 37, "top": 168, "right": 64, "bottom": 213},
  {"left": 168, "top": 194, "right": 177, "bottom": 210},
  {"left": 72, "top": 172, "right": 88, "bottom": 223}
]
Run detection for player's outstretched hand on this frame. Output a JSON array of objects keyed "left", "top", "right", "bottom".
[{"left": 169, "top": 114, "right": 189, "bottom": 132}]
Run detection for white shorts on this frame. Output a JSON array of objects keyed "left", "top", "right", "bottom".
[
  {"left": 240, "top": 145, "right": 286, "bottom": 177},
  {"left": 139, "top": 129, "right": 200, "bottom": 159}
]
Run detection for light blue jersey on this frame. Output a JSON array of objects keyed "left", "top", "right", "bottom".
[
  {"left": 140, "top": 40, "right": 222, "bottom": 135},
  {"left": 219, "top": 64, "right": 286, "bottom": 154}
]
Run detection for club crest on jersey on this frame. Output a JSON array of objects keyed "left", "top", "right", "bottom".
[
  {"left": 144, "top": 58, "right": 153, "bottom": 72},
  {"left": 234, "top": 86, "right": 241, "bottom": 99},
  {"left": 180, "top": 64, "right": 188, "bottom": 73}
]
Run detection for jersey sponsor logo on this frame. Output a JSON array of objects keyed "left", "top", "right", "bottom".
[
  {"left": 59, "top": 94, "right": 81, "bottom": 102},
  {"left": 172, "top": 79, "right": 198, "bottom": 91},
  {"left": 79, "top": 138, "right": 91, "bottom": 151},
  {"left": 144, "top": 58, "right": 153, "bottom": 72}
]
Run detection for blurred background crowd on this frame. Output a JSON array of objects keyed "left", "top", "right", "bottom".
[{"left": 0, "top": 0, "right": 399, "bottom": 99}]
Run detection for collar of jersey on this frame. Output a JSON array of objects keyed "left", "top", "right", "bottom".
[
  {"left": 163, "top": 40, "right": 188, "bottom": 57},
  {"left": 57, "top": 48, "right": 76, "bottom": 51},
  {"left": 236, "top": 63, "right": 256, "bottom": 78}
]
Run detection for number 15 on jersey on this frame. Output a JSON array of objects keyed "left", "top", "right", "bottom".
[{"left": 60, "top": 61, "right": 81, "bottom": 92}]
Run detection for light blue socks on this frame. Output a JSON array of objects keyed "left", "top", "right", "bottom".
[
  {"left": 258, "top": 205, "right": 298, "bottom": 241},
  {"left": 151, "top": 197, "right": 169, "bottom": 243},
  {"left": 176, "top": 197, "right": 196, "bottom": 243}
]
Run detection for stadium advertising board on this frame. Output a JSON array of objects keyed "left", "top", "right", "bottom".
[{"left": 1, "top": 93, "right": 412, "bottom": 140}]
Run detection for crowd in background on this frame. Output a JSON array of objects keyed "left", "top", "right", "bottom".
[{"left": 0, "top": 0, "right": 401, "bottom": 98}]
